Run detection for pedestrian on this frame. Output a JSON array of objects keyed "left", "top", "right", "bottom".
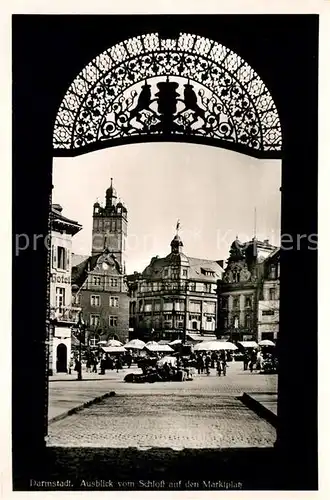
[
  {"left": 256, "top": 349, "right": 263, "bottom": 371},
  {"left": 74, "top": 357, "right": 81, "bottom": 377},
  {"left": 211, "top": 351, "right": 217, "bottom": 369},
  {"left": 205, "top": 352, "right": 211, "bottom": 376},
  {"left": 86, "top": 356, "right": 91, "bottom": 373},
  {"left": 249, "top": 349, "right": 257, "bottom": 373},
  {"left": 92, "top": 355, "right": 98, "bottom": 373},
  {"left": 100, "top": 355, "right": 106, "bottom": 375},
  {"left": 115, "top": 355, "right": 122, "bottom": 373},
  {"left": 126, "top": 351, "right": 132, "bottom": 369},
  {"left": 196, "top": 353, "right": 203, "bottom": 375},
  {"left": 243, "top": 351, "right": 249, "bottom": 371},
  {"left": 220, "top": 350, "right": 227, "bottom": 376}
]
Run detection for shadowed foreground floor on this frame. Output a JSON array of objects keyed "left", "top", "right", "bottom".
[{"left": 15, "top": 447, "right": 284, "bottom": 490}]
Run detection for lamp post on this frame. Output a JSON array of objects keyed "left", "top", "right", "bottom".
[{"left": 76, "top": 311, "right": 85, "bottom": 381}]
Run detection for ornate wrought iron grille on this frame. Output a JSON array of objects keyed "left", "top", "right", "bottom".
[{"left": 53, "top": 32, "right": 282, "bottom": 157}]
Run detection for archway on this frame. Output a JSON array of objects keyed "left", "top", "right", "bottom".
[
  {"left": 56, "top": 343, "right": 67, "bottom": 373},
  {"left": 50, "top": 31, "right": 282, "bottom": 443},
  {"left": 53, "top": 32, "right": 282, "bottom": 159},
  {"left": 12, "top": 15, "right": 318, "bottom": 490}
]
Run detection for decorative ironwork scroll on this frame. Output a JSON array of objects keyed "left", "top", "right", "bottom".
[{"left": 53, "top": 32, "right": 282, "bottom": 157}]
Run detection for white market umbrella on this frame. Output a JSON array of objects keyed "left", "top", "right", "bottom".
[
  {"left": 168, "top": 339, "right": 182, "bottom": 346},
  {"left": 106, "top": 339, "right": 123, "bottom": 347},
  {"left": 238, "top": 341, "right": 259, "bottom": 349},
  {"left": 97, "top": 340, "right": 107, "bottom": 345},
  {"left": 157, "top": 356, "right": 177, "bottom": 367},
  {"left": 102, "top": 346, "right": 126, "bottom": 353},
  {"left": 145, "top": 341, "right": 159, "bottom": 346},
  {"left": 145, "top": 344, "right": 174, "bottom": 353},
  {"left": 124, "top": 339, "right": 146, "bottom": 350},
  {"left": 258, "top": 339, "right": 275, "bottom": 347},
  {"left": 194, "top": 341, "right": 238, "bottom": 351}
]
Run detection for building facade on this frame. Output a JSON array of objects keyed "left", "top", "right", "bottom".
[
  {"left": 217, "top": 237, "right": 279, "bottom": 342},
  {"left": 258, "top": 248, "right": 280, "bottom": 342},
  {"left": 49, "top": 204, "right": 82, "bottom": 375},
  {"left": 71, "top": 179, "right": 129, "bottom": 345},
  {"left": 127, "top": 231, "right": 224, "bottom": 342}
]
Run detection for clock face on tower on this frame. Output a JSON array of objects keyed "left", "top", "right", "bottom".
[{"left": 102, "top": 262, "right": 109, "bottom": 270}]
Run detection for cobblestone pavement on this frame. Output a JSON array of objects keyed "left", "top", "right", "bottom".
[{"left": 48, "top": 362, "right": 277, "bottom": 449}]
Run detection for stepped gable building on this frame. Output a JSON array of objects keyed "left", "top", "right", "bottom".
[
  {"left": 71, "top": 179, "right": 129, "bottom": 345},
  {"left": 49, "top": 204, "right": 82, "bottom": 375},
  {"left": 127, "top": 227, "right": 224, "bottom": 343},
  {"left": 217, "top": 236, "right": 279, "bottom": 343}
]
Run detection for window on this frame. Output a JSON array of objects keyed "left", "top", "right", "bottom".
[
  {"left": 174, "top": 299, "right": 185, "bottom": 312},
  {"left": 152, "top": 282, "right": 158, "bottom": 291},
  {"left": 57, "top": 246, "right": 66, "bottom": 270},
  {"left": 90, "top": 314, "right": 100, "bottom": 327},
  {"left": 144, "top": 301, "right": 152, "bottom": 312},
  {"left": 245, "top": 297, "right": 252, "bottom": 308},
  {"left": 233, "top": 297, "right": 239, "bottom": 309},
  {"left": 164, "top": 269, "right": 169, "bottom": 278},
  {"left": 56, "top": 287, "right": 65, "bottom": 308},
  {"left": 109, "top": 296, "right": 119, "bottom": 308},
  {"left": 110, "top": 278, "right": 118, "bottom": 287},
  {"left": 163, "top": 300, "right": 173, "bottom": 312},
  {"left": 233, "top": 316, "right": 239, "bottom": 328},
  {"left": 189, "top": 300, "right": 201, "bottom": 313},
  {"left": 111, "top": 220, "right": 116, "bottom": 232},
  {"left": 154, "top": 300, "right": 161, "bottom": 312},
  {"left": 206, "top": 316, "right": 214, "bottom": 322},
  {"left": 52, "top": 245, "right": 56, "bottom": 268},
  {"left": 163, "top": 314, "right": 172, "bottom": 321},
  {"left": 245, "top": 314, "right": 251, "bottom": 328},
  {"left": 262, "top": 310, "right": 274, "bottom": 316},
  {"left": 204, "top": 283, "right": 212, "bottom": 293},
  {"left": 269, "top": 288, "right": 276, "bottom": 300},
  {"left": 204, "top": 301, "right": 216, "bottom": 314},
  {"left": 189, "top": 282, "right": 196, "bottom": 292},
  {"left": 269, "top": 264, "right": 276, "bottom": 279},
  {"left": 109, "top": 315, "right": 118, "bottom": 327},
  {"left": 93, "top": 276, "right": 102, "bottom": 286},
  {"left": 90, "top": 295, "right": 100, "bottom": 306},
  {"left": 182, "top": 269, "right": 188, "bottom": 277},
  {"left": 89, "top": 334, "right": 100, "bottom": 347},
  {"left": 192, "top": 321, "right": 198, "bottom": 330}
]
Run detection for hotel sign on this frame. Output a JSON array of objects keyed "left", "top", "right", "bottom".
[{"left": 51, "top": 273, "right": 71, "bottom": 284}]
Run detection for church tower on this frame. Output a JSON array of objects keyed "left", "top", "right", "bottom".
[{"left": 92, "top": 178, "right": 127, "bottom": 273}]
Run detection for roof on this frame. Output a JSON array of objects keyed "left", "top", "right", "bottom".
[
  {"left": 71, "top": 250, "right": 124, "bottom": 290},
  {"left": 140, "top": 254, "right": 224, "bottom": 281},
  {"left": 72, "top": 253, "right": 89, "bottom": 267},
  {"left": 51, "top": 205, "right": 82, "bottom": 235}
]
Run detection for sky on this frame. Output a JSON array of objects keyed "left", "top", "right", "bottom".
[{"left": 52, "top": 142, "right": 281, "bottom": 274}]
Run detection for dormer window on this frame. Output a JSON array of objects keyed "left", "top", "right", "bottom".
[{"left": 201, "top": 268, "right": 215, "bottom": 277}]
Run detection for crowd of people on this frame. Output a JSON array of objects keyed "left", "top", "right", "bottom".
[
  {"left": 69, "top": 346, "right": 277, "bottom": 379},
  {"left": 243, "top": 349, "right": 277, "bottom": 373}
]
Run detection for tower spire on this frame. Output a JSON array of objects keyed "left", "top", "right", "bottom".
[{"left": 253, "top": 207, "right": 257, "bottom": 240}]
